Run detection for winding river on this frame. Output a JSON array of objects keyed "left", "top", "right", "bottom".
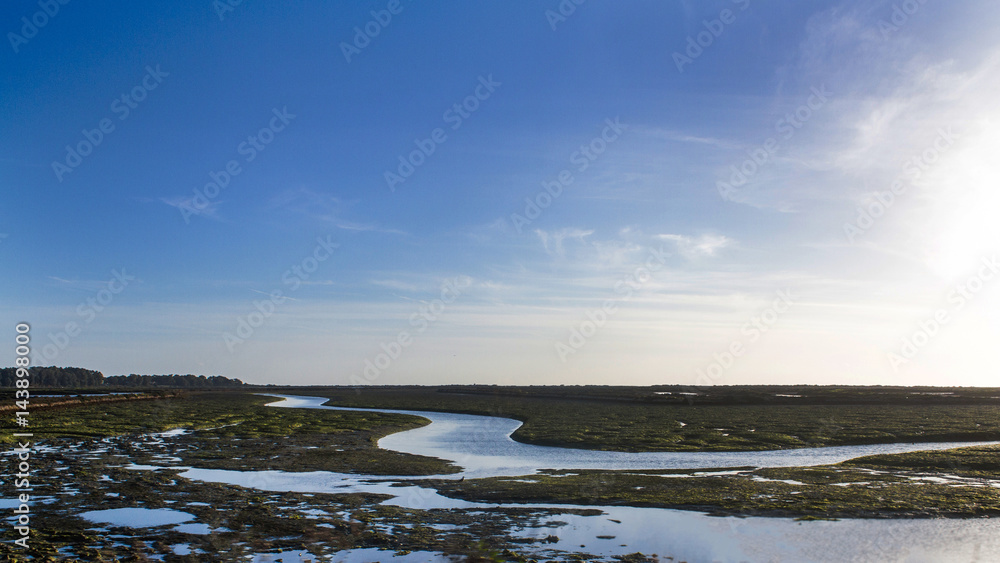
[
  {"left": 270, "top": 394, "right": 1000, "bottom": 478},
  {"left": 179, "top": 394, "right": 1000, "bottom": 561}
]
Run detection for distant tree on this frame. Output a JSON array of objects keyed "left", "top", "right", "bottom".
[
  {"left": 0, "top": 366, "right": 105, "bottom": 388},
  {"left": 104, "top": 373, "right": 245, "bottom": 388},
  {"left": 0, "top": 366, "right": 245, "bottom": 388}
]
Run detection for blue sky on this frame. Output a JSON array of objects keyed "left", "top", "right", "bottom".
[{"left": 3, "top": 0, "right": 999, "bottom": 386}]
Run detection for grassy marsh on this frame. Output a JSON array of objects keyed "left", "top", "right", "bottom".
[
  {"left": 1, "top": 391, "right": 458, "bottom": 475},
  {"left": 5, "top": 387, "right": 1000, "bottom": 561},
  {"left": 311, "top": 385, "right": 1000, "bottom": 452},
  {"left": 426, "top": 447, "right": 1000, "bottom": 518}
]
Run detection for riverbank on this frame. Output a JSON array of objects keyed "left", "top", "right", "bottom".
[
  {"left": 310, "top": 385, "right": 1000, "bottom": 452},
  {"left": 424, "top": 449, "right": 1000, "bottom": 519},
  {"left": 0, "top": 392, "right": 458, "bottom": 474}
]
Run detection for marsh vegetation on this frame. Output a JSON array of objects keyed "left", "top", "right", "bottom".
[{"left": 4, "top": 387, "right": 1000, "bottom": 561}]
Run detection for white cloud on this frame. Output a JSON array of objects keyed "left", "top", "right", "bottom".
[
  {"left": 658, "top": 233, "right": 732, "bottom": 259},
  {"left": 641, "top": 127, "right": 742, "bottom": 150},
  {"left": 271, "top": 187, "right": 407, "bottom": 235},
  {"left": 535, "top": 228, "right": 594, "bottom": 258}
]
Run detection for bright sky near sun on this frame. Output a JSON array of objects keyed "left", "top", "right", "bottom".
[{"left": 2, "top": 0, "right": 999, "bottom": 386}]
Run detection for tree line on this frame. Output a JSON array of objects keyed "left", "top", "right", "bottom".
[{"left": 0, "top": 366, "right": 245, "bottom": 388}]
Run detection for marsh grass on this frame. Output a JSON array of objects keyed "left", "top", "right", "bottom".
[
  {"left": 1, "top": 391, "right": 458, "bottom": 475},
  {"left": 313, "top": 387, "right": 1000, "bottom": 452},
  {"left": 427, "top": 457, "right": 1000, "bottom": 518}
]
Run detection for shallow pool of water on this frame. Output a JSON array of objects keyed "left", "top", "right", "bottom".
[
  {"left": 79, "top": 507, "right": 194, "bottom": 528},
  {"left": 513, "top": 505, "right": 1000, "bottom": 561}
]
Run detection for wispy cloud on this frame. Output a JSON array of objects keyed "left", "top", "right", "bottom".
[
  {"left": 271, "top": 187, "right": 408, "bottom": 235},
  {"left": 249, "top": 288, "right": 300, "bottom": 301},
  {"left": 535, "top": 228, "right": 594, "bottom": 258},
  {"left": 641, "top": 127, "right": 742, "bottom": 150},
  {"left": 46, "top": 275, "right": 134, "bottom": 292},
  {"left": 658, "top": 233, "right": 733, "bottom": 259}
]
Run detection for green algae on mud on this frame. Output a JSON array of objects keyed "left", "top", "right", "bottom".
[
  {"left": 14, "top": 386, "right": 1000, "bottom": 454},
  {"left": 5, "top": 389, "right": 1000, "bottom": 561},
  {"left": 422, "top": 448, "right": 1000, "bottom": 519},
  {"left": 840, "top": 444, "right": 1000, "bottom": 478},
  {"left": 0, "top": 458, "right": 561, "bottom": 562},
  {"left": 0, "top": 418, "right": 590, "bottom": 562},
  {"left": 311, "top": 385, "right": 1000, "bottom": 453},
  {"left": 1, "top": 391, "right": 458, "bottom": 475}
]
